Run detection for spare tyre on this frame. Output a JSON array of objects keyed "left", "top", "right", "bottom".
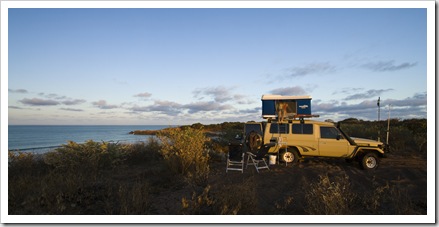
[{"left": 247, "top": 130, "right": 262, "bottom": 152}]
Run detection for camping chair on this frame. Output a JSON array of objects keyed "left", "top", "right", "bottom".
[
  {"left": 226, "top": 142, "right": 245, "bottom": 173},
  {"left": 246, "top": 142, "right": 276, "bottom": 173}
]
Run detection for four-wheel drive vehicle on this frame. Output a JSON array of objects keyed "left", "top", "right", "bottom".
[{"left": 244, "top": 119, "right": 385, "bottom": 170}]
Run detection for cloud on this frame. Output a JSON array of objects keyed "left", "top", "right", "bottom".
[
  {"left": 45, "top": 93, "right": 67, "bottom": 100},
  {"left": 361, "top": 60, "right": 417, "bottom": 72},
  {"left": 193, "top": 86, "right": 233, "bottom": 103},
  {"left": 385, "top": 92, "right": 426, "bottom": 107},
  {"left": 313, "top": 93, "right": 426, "bottom": 120},
  {"left": 184, "top": 101, "right": 233, "bottom": 114},
  {"left": 193, "top": 86, "right": 249, "bottom": 104},
  {"left": 149, "top": 100, "right": 183, "bottom": 116},
  {"left": 9, "top": 106, "right": 24, "bottom": 109},
  {"left": 134, "top": 92, "right": 152, "bottom": 98},
  {"left": 128, "top": 99, "right": 234, "bottom": 116},
  {"left": 9, "top": 89, "right": 28, "bottom": 93},
  {"left": 62, "top": 99, "right": 86, "bottom": 105},
  {"left": 35, "top": 92, "right": 86, "bottom": 105},
  {"left": 60, "top": 108, "right": 84, "bottom": 112},
  {"left": 344, "top": 89, "right": 394, "bottom": 100},
  {"left": 19, "top": 98, "right": 59, "bottom": 106},
  {"left": 268, "top": 86, "right": 308, "bottom": 96},
  {"left": 130, "top": 100, "right": 183, "bottom": 116},
  {"left": 238, "top": 107, "right": 261, "bottom": 114},
  {"left": 92, "top": 100, "right": 119, "bottom": 109},
  {"left": 287, "top": 62, "right": 336, "bottom": 77},
  {"left": 332, "top": 87, "right": 364, "bottom": 95}
]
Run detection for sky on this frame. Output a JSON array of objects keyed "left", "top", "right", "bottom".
[{"left": 5, "top": 2, "right": 431, "bottom": 125}]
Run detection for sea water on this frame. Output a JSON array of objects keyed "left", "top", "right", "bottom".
[{"left": 8, "top": 125, "right": 171, "bottom": 153}]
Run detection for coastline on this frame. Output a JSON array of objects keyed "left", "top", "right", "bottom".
[{"left": 8, "top": 125, "right": 169, "bottom": 153}]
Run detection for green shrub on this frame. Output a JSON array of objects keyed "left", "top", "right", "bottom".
[
  {"left": 124, "top": 137, "right": 162, "bottom": 165},
  {"left": 43, "top": 140, "right": 127, "bottom": 177},
  {"left": 339, "top": 118, "right": 427, "bottom": 154},
  {"left": 8, "top": 151, "right": 47, "bottom": 177},
  {"left": 9, "top": 140, "right": 163, "bottom": 215},
  {"left": 158, "top": 127, "right": 210, "bottom": 186}
]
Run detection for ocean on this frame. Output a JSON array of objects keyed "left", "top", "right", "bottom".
[{"left": 8, "top": 125, "right": 171, "bottom": 153}]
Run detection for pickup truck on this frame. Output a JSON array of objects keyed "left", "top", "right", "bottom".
[{"left": 244, "top": 119, "right": 385, "bottom": 170}]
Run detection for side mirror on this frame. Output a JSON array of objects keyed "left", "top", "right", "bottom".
[{"left": 336, "top": 134, "right": 342, "bottom": 140}]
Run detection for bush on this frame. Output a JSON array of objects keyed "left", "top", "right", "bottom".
[
  {"left": 124, "top": 137, "right": 162, "bottom": 165},
  {"left": 8, "top": 151, "right": 47, "bottom": 177},
  {"left": 9, "top": 140, "right": 164, "bottom": 215},
  {"left": 158, "top": 127, "right": 210, "bottom": 186},
  {"left": 43, "top": 140, "right": 127, "bottom": 179},
  {"left": 362, "top": 176, "right": 423, "bottom": 215},
  {"left": 304, "top": 173, "right": 357, "bottom": 215},
  {"left": 339, "top": 118, "right": 427, "bottom": 154},
  {"left": 180, "top": 177, "right": 258, "bottom": 215}
]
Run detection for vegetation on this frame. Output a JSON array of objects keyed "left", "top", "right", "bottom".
[
  {"left": 8, "top": 119, "right": 427, "bottom": 215},
  {"left": 338, "top": 118, "right": 427, "bottom": 154},
  {"left": 157, "top": 127, "right": 210, "bottom": 186}
]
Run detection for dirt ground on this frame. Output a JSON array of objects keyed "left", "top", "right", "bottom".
[{"left": 148, "top": 151, "right": 427, "bottom": 215}]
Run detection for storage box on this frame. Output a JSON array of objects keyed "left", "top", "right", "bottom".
[{"left": 261, "top": 95, "right": 312, "bottom": 119}]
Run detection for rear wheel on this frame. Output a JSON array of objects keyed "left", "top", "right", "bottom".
[
  {"left": 281, "top": 149, "right": 299, "bottom": 164},
  {"left": 360, "top": 152, "right": 379, "bottom": 170}
]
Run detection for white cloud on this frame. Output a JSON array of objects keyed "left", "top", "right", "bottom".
[{"left": 92, "top": 100, "right": 119, "bottom": 109}]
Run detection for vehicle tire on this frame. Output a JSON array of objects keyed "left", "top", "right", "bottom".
[
  {"left": 281, "top": 149, "right": 298, "bottom": 164},
  {"left": 247, "top": 131, "right": 262, "bottom": 152},
  {"left": 360, "top": 152, "right": 379, "bottom": 170}
]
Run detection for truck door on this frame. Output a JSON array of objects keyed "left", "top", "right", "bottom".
[
  {"left": 291, "top": 123, "right": 319, "bottom": 156},
  {"left": 318, "top": 126, "right": 349, "bottom": 157}
]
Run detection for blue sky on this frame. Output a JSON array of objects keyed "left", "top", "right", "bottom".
[{"left": 6, "top": 4, "right": 430, "bottom": 125}]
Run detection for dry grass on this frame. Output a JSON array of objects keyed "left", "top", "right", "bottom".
[
  {"left": 362, "top": 176, "right": 422, "bottom": 215},
  {"left": 302, "top": 173, "right": 425, "bottom": 215},
  {"left": 8, "top": 127, "right": 426, "bottom": 215},
  {"left": 304, "top": 173, "right": 357, "bottom": 215},
  {"left": 180, "top": 177, "right": 258, "bottom": 215},
  {"left": 8, "top": 139, "right": 172, "bottom": 215}
]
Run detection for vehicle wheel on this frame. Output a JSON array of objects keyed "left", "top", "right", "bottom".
[
  {"left": 247, "top": 131, "right": 262, "bottom": 152},
  {"left": 281, "top": 150, "right": 298, "bottom": 164},
  {"left": 360, "top": 152, "right": 379, "bottom": 170}
]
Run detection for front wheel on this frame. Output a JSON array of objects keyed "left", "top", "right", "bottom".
[
  {"left": 281, "top": 150, "right": 299, "bottom": 164},
  {"left": 360, "top": 152, "right": 379, "bottom": 170}
]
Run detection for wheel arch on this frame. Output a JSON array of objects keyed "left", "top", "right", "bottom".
[
  {"left": 287, "top": 146, "right": 302, "bottom": 157},
  {"left": 354, "top": 148, "right": 382, "bottom": 160}
]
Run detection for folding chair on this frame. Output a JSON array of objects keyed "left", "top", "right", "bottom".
[
  {"left": 246, "top": 143, "right": 275, "bottom": 173},
  {"left": 226, "top": 142, "right": 245, "bottom": 173}
]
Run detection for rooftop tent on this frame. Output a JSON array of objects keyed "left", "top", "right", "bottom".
[{"left": 261, "top": 95, "right": 312, "bottom": 120}]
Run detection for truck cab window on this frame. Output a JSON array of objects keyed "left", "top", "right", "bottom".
[
  {"left": 292, "top": 124, "right": 313, "bottom": 134},
  {"left": 270, "top": 123, "right": 289, "bottom": 134},
  {"left": 320, "top": 126, "right": 341, "bottom": 139}
]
